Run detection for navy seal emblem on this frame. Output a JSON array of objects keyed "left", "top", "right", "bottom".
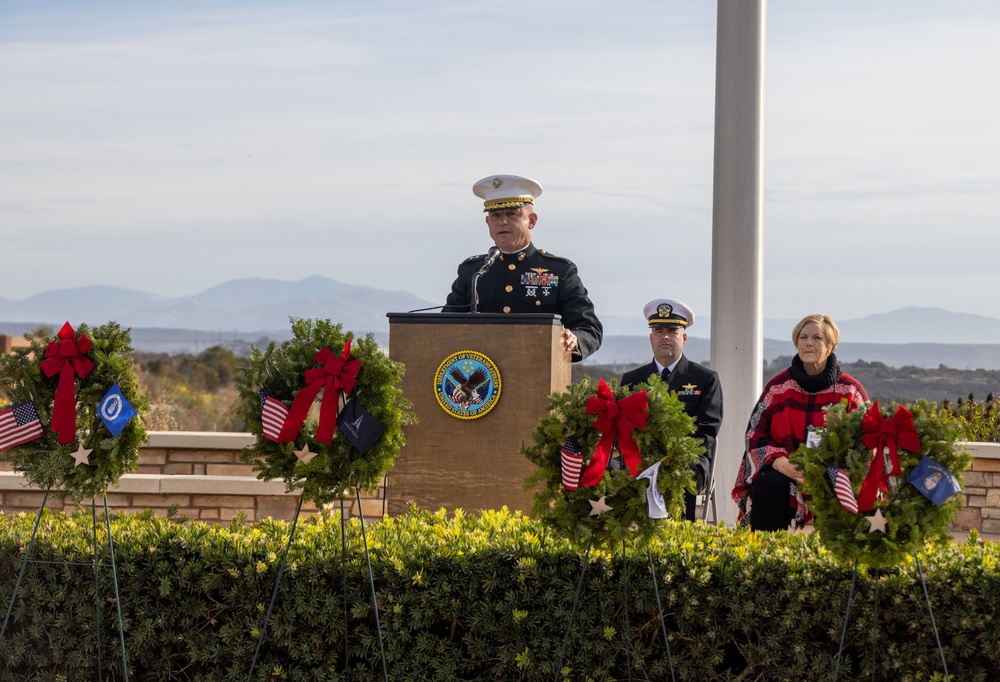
[{"left": 434, "top": 350, "right": 502, "bottom": 419}]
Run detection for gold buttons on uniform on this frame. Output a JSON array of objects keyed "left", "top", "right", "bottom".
[
  {"left": 505, "top": 285, "right": 513, "bottom": 292},
  {"left": 503, "top": 306, "right": 511, "bottom": 313},
  {"left": 508, "top": 263, "right": 516, "bottom": 270},
  {"left": 535, "top": 300, "right": 541, "bottom": 306}
]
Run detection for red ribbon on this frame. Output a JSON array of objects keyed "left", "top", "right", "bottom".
[
  {"left": 277, "top": 340, "right": 360, "bottom": 444},
  {"left": 579, "top": 379, "right": 649, "bottom": 486},
  {"left": 38, "top": 322, "right": 95, "bottom": 445},
  {"left": 856, "top": 401, "right": 921, "bottom": 511}
]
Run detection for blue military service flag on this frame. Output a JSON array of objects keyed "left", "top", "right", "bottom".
[
  {"left": 99, "top": 382, "right": 137, "bottom": 436},
  {"left": 906, "top": 455, "right": 962, "bottom": 506},
  {"left": 336, "top": 397, "right": 386, "bottom": 453}
]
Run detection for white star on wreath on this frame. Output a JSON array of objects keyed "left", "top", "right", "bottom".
[
  {"left": 587, "top": 496, "right": 613, "bottom": 516},
  {"left": 295, "top": 443, "right": 317, "bottom": 464},
  {"left": 865, "top": 508, "right": 887, "bottom": 534},
  {"left": 71, "top": 444, "right": 93, "bottom": 467}
]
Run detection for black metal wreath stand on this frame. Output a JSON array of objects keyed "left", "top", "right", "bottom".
[
  {"left": 247, "top": 497, "right": 304, "bottom": 682},
  {"left": 0, "top": 489, "right": 130, "bottom": 681},
  {"left": 833, "top": 556, "right": 950, "bottom": 681},
  {"left": 246, "top": 490, "right": 388, "bottom": 682},
  {"left": 553, "top": 543, "right": 591, "bottom": 682},
  {"left": 101, "top": 495, "right": 130, "bottom": 682},
  {"left": 553, "top": 542, "right": 676, "bottom": 682},
  {"left": 646, "top": 547, "right": 677, "bottom": 682}
]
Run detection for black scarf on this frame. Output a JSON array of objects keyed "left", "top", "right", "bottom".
[{"left": 789, "top": 352, "right": 842, "bottom": 393}]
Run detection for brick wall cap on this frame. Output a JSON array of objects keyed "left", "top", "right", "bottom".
[{"left": 146, "top": 431, "right": 255, "bottom": 450}]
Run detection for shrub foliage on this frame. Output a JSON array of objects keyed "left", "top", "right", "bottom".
[
  {"left": 944, "top": 393, "right": 1000, "bottom": 443},
  {"left": 0, "top": 510, "right": 998, "bottom": 681}
]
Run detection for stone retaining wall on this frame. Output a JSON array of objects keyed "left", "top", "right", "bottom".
[
  {"left": 0, "top": 432, "right": 386, "bottom": 523},
  {"left": 952, "top": 442, "right": 1000, "bottom": 535},
  {"left": 2, "top": 434, "right": 997, "bottom": 531}
]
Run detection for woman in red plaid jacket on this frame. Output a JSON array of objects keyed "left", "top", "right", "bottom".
[{"left": 732, "top": 314, "right": 869, "bottom": 531}]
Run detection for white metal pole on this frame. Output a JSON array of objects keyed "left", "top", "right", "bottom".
[{"left": 710, "top": 0, "right": 767, "bottom": 525}]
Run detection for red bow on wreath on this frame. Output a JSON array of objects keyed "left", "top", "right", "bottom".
[
  {"left": 856, "top": 401, "right": 921, "bottom": 511},
  {"left": 579, "top": 379, "right": 649, "bottom": 486},
  {"left": 39, "top": 321, "right": 95, "bottom": 445},
  {"left": 278, "top": 340, "right": 361, "bottom": 444}
]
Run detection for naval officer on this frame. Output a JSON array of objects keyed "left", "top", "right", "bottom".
[{"left": 621, "top": 298, "right": 723, "bottom": 520}]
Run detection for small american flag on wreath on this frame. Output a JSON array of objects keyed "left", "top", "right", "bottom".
[
  {"left": 560, "top": 436, "right": 584, "bottom": 491},
  {"left": 0, "top": 402, "right": 44, "bottom": 452},
  {"left": 826, "top": 464, "right": 859, "bottom": 514},
  {"left": 259, "top": 390, "right": 290, "bottom": 442}
]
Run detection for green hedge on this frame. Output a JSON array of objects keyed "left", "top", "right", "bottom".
[{"left": 0, "top": 508, "right": 997, "bottom": 681}]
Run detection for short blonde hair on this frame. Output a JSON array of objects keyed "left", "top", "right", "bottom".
[{"left": 791, "top": 314, "right": 840, "bottom": 351}]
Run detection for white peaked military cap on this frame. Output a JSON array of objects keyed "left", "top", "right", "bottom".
[
  {"left": 643, "top": 298, "right": 694, "bottom": 329},
  {"left": 473, "top": 174, "right": 543, "bottom": 212}
]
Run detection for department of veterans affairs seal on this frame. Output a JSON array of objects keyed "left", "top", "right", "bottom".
[{"left": 434, "top": 350, "right": 502, "bottom": 419}]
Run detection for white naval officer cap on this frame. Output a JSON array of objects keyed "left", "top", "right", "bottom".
[
  {"left": 643, "top": 298, "right": 694, "bottom": 329},
  {"left": 473, "top": 174, "right": 543, "bottom": 212}
]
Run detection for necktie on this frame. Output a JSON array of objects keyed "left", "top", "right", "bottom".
[{"left": 661, "top": 367, "right": 671, "bottom": 382}]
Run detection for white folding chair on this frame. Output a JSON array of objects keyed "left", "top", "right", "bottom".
[{"left": 696, "top": 440, "right": 719, "bottom": 523}]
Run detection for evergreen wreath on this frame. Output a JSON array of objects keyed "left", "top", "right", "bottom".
[
  {"left": 236, "top": 318, "right": 415, "bottom": 506},
  {"left": 0, "top": 322, "right": 148, "bottom": 503},
  {"left": 523, "top": 375, "right": 702, "bottom": 551},
  {"left": 790, "top": 400, "right": 971, "bottom": 568}
]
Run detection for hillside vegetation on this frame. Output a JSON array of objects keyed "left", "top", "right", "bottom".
[
  {"left": 576, "top": 357, "right": 1000, "bottom": 408},
  {"left": 108, "top": 350, "right": 1000, "bottom": 434},
  {"left": 135, "top": 346, "right": 244, "bottom": 431}
]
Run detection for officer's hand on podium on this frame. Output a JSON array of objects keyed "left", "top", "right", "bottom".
[{"left": 560, "top": 328, "right": 579, "bottom": 355}]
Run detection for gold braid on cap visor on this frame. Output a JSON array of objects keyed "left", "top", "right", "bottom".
[{"left": 483, "top": 197, "right": 534, "bottom": 211}]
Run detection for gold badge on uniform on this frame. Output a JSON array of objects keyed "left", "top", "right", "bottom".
[{"left": 677, "top": 383, "right": 702, "bottom": 397}]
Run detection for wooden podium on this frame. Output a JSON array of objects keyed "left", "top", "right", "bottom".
[{"left": 386, "top": 312, "right": 572, "bottom": 515}]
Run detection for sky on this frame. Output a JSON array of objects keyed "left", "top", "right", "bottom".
[{"left": 2, "top": 0, "right": 998, "bottom": 326}]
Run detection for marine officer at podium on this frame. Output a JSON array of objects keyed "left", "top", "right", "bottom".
[
  {"left": 443, "top": 174, "right": 603, "bottom": 362},
  {"left": 621, "top": 298, "right": 723, "bottom": 520}
]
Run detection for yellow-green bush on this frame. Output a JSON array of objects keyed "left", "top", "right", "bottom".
[
  {"left": 0, "top": 509, "right": 998, "bottom": 681},
  {"left": 944, "top": 393, "right": 1000, "bottom": 443}
]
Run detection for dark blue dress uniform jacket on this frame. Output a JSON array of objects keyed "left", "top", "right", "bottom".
[
  {"left": 443, "top": 243, "right": 603, "bottom": 362},
  {"left": 621, "top": 356, "right": 723, "bottom": 503}
]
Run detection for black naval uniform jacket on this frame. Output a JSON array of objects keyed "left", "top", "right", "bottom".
[
  {"left": 443, "top": 243, "right": 603, "bottom": 362},
  {"left": 621, "top": 355, "right": 723, "bottom": 499}
]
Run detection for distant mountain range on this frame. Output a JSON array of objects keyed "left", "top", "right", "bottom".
[
  {"left": 0, "top": 276, "right": 432, "bottom": 337},
  {"left": 594, "top": 336, "right": 1000, "bottom": 372},
  {"left": 2, "top": 277, "right": 999, "bottom": 369}
]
